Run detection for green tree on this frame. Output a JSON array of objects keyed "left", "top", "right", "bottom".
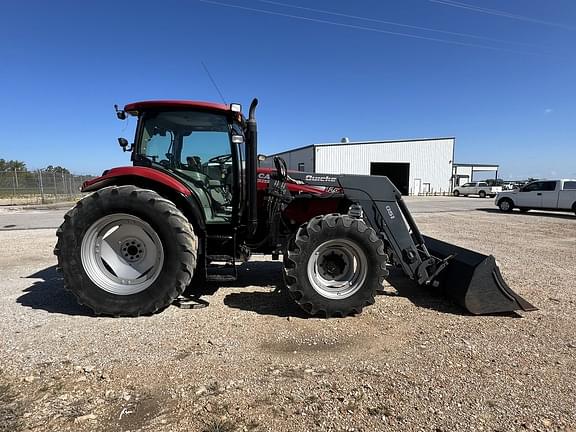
[
  {"left": 0, "top": 159, "right": 27, "bottom": 171},
  {"left": 44, "top": 165, "right": 70, "bottom": 174}
]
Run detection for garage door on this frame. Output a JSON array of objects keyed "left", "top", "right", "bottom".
[{"left": 370, "top": 162, "right": 410, "bottom": 195}]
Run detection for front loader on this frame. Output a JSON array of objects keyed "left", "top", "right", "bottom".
[{"left": 55, "top": 98, "right": 536, "bottom": 317}]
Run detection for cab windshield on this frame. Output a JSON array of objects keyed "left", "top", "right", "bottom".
[{"left": 139, "top": 111, "right": 231, "bottom": 168}]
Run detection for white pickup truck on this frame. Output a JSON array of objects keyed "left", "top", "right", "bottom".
[
  {"left": 495, "top": 179, "right": 576, "bottom": 214},
  {"left": 453, "top": 181, "right": 502, "bottom": 198}
]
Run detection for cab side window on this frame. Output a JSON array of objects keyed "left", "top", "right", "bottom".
[{"left": 522, "top": 182, "right": 544, "bottom": 192}]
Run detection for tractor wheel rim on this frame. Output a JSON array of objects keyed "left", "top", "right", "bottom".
[
  {"left": 307, "top": 239, "right": 368, "bottom": 300},
  {"left": 81, "top": 213, "right": 164, "bottom": 295},
  {"left": 501, "top": 201, "right": 510, "bottom": 211}
]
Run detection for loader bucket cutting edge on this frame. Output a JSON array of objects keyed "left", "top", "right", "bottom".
[{"left": 422, "top": 236, "right": 537, "bottom": 315}]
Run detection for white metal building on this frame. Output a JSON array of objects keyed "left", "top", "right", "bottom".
[{"left": 264, "top": 137, "right": 455, "bottom": 195}]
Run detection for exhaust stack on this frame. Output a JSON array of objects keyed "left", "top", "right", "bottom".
[{"left": 246, "top": 98, "right": 259, "bottom": 236}]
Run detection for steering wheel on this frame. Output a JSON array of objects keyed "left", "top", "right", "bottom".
[{"left": 208, "top": 154, "right": 232, "bottom": 164}]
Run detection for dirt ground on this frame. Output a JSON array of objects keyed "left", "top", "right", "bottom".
[{"left": 1, "top": 207, "right": 575, "bottom": 431}]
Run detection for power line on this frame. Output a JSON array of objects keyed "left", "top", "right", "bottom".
[
  {"left": 430, "top": 0, "right": 576, "bottom": 31},
  {"left": 197, "top": 0, "right": 555, "bottom": 57},
  {"left": 255, "top": 0, "right": 543, "bottom": 48}
]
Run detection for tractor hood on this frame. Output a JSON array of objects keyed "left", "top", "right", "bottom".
[{"left": 257, "top": 168, "right": 343, "bottom": 195}]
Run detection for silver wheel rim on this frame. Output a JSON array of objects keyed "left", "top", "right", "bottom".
[
  {"left": 306, "top": 239, "right": 368, "bottom": 299},
  {"left": 500, "top": 201, "right": 510, "bottom": 211},
  {"left": 81, "top": 213, "right": 164, "bottom": 295}
]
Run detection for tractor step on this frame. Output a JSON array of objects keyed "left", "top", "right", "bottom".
[
  {"left": 207, "top": 255, "right": 235, "bottom": 263},
  {"left": 205, "top": 257, "right": 238, "bottom": 282},
  {"left": 206, "top": 274, "right": 237, "bottom": 282}
]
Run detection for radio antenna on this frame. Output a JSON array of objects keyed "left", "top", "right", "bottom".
[{"left": 201, "top": 61, "right": 227, "bottom": 104}]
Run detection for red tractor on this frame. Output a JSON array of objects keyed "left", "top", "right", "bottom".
[{"left": 55, "top": 99, "right": 535, "bottom": 317}]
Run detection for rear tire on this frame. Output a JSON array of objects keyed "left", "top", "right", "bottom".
[
  {"left": 283, "top": 214, "right": 388, "bottom": 317},
  {"left": 479, "top": 191, "right": 486, "bottom": 198},
  {"left": 54, "top": 185, "right": 197, "bottom": 316},
  {"left": 498, "top": 198, "right": 514, "bottom": 213}
]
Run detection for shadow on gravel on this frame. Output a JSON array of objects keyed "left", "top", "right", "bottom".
[
  {"left": 18, "top": 265, "right": 94, "bottom": 316},
  {"left": 386, "top": 267, "right": 521, "bottom": 318},
  {"left": 224, "top": 290, "right": 311, "bottom": 318},
  {"left": 479, "top": 208, "right": 576, "bottom": 220},
  {"left": 222, "top": 260, "right": 312, "bottom": 318},
  {"left": 385, "top": 268, "right": 468, "bottom": 315}
]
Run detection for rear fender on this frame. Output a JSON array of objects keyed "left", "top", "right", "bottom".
[{"left": 82, "top": 167, "right": 207, "bottom": 247}]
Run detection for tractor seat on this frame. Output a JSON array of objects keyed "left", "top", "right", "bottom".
[{"left": 175, "top": 169, "right": 231, "bottom": 216}]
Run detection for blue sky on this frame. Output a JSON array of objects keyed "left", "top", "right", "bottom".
[{"left": 0, "top": 0, "right": 574, "bottom": 179}]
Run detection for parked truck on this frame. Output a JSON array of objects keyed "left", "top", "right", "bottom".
[
  {"left": 453, "top": 181, "right": 502, "bottom": 198},
  {"left": 496, "top": 179, "right": 576, "bottom": 214}
]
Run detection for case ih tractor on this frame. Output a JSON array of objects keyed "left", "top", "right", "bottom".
[{"left": 55, "top": 99, "right": 536, "bottom": 317}]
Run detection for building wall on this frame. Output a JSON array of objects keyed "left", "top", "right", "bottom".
[
  {"left": 261, "top": 146, "right": 314, "bottom": 172},
  {"left": 453, "top": 166, "right": 473, "bottom": 186},
  {"left": 315, "top": 138, "right": 454, "bottom": 194}
]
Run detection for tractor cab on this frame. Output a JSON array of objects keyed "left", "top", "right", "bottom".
[{"left": 121, "top": 101, "right": 250, "bottom": 226}]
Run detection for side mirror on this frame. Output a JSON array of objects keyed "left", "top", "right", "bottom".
[
  {"left": 118, "top": 137, "right": 131, "bottom": 152},
  {"left": 114, "top": 104, "right": 127, "bottom": 120},
  {"left": 257, "top": 154, "right": 267, "bottom": 162}
]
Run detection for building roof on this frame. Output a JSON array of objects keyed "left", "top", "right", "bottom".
[
  {"left": 267, "top": 136, "right": 455, "bottom": 157},
  {"left": 453, "top": 163, "right": 499, "bottom": 168}
]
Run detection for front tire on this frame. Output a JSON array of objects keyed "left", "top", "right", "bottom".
[
  {"left": 283, "top": 214, "right": 388, "bottom": 317},
  {"left": 453, "top": 190, "right": 460, "bottom": 197},
  {"left": 498, "top": 199, "right": 514, "bottom": 213},
  {"left": 479, "top": 190, "right": 486, "bottom": 198},
  {"left": 54, "top": 185, "right": 197, "bottom": 316}
]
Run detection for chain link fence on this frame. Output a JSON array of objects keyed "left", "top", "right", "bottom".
[{"left": 0, "top": 170, "right": 94, "bottom": 205}]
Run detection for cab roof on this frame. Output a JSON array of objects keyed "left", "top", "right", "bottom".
[{"left": 123, "top": 100, "right": 230, "bottom": 115}]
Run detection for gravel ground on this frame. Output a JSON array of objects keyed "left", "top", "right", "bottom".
[{"left": 0, "top": 208, "right": 575, "bottom": 432}]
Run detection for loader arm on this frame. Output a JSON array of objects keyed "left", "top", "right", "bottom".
[
  {"left": 337, "top": 175, "right": 437, "bottom": 284},
  {"left": 337, "top": 175, "right": 537, "bottom": 315}
]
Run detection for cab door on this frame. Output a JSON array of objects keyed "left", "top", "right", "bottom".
[{"left": 516, "top": 182, "right": 545, "bottom": 207}]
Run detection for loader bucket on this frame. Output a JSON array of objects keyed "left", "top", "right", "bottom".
[{"left": 422, "top": 236, "right": 537, "bottom": 315}]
